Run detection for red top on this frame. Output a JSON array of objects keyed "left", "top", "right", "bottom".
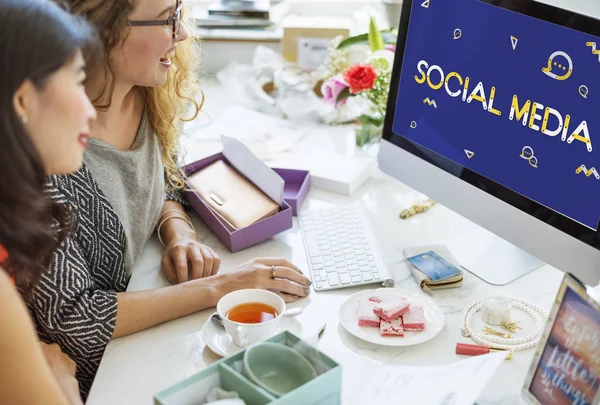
[
  {"left": 0, "top": 244, "right": 7, "bottom": 262},
  {"left": 0, "top": 244, "right": 14, "bottom": 286}
]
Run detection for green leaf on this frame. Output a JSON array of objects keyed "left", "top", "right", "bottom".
[
  {"left": 337, "top": 30, "right": 397, "bottom": 50},
  {"left": 336, "top": 87, "right": 355, "bottom": 104},
  {"left": 368, "top": 17, "right": 385, "bottom": 52},
  {"left": 359, "top": 114, "right": 385, "bottom": 127},
  {"left": 355, "top": 122, "right": 383, "bottom": 147}
]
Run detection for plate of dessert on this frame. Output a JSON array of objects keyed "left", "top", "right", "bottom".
[{"left": 339, "top": 288, "right": 445, "bottom": 346}]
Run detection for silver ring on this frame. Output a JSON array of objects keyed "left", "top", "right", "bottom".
[{"left": 271, "top": 265, "right": 276, "bottom": 279}]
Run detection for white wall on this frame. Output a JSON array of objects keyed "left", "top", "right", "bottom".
[{"left": 536, "top": 0, "right": 600, "bottom": 19}]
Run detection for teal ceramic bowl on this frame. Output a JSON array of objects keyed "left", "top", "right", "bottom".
[{"left": 243, "top": 342, "right": 318, "bottom": 397}]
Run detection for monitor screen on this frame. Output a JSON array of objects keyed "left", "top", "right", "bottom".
[{"left": 388, "top": 0, "right": 600, "bottom": 230}]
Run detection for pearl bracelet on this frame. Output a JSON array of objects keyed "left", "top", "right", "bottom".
[{"left": 459, "top": 297, "right": 550, "bottom": 351}]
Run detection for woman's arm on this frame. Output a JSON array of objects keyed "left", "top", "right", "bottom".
[
  {"left": 159, "top": 200, "right": 221, "bottom": 283},
  {"left": 0, "top": 270, "right": 81, "bottom": 405},
  {"left": 113, "top": 257, "right": 311, "bottom": 338}
]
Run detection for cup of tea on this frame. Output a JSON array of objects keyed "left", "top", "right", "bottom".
[{"left": 217, "top": 289, "right": 286, "bottom": 348}]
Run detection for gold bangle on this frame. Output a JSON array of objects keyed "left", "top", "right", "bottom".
[
  {"left": 159, "top": 209, "right": 188, "bottom": 222},
  {"left": 157, "top": 214, "right": 195, "bottom": 246}
]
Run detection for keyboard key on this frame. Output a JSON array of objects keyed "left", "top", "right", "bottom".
[
  {"left": 305, "top": 233, "right": 321, "bottom": 257},
  {"left": 362, "top": 273, "right": 373, "bottom": 281},
  {"left": 337, "top": 267, "right": 348, "bottom": 274},
  {"left": 310, "top": 257, "right": 323, "bottom": 264},
  {"left": 361, "top": 267, "right": 371, "bottom": 273},
  {"left": 349, "top": 270, "right": 360, "bottom": 277},
  {"left": 373, "top": 273, "right": 381, "bottom": 280},
  {"left": 312, "top": 263, "right": 324, "bottom": 270},
  {"left": 351, "top": 275, "right": 362, "bottom": 283},
  {"left": 369, "top": 261, "right": 377, "bottom": 268},
  {"left": 324, "top": 260, "right": 334, "bottom": 267},
  {"left": 348, "top": 264, "right": 358, "bottom": 271},
  {"left": 340, "top": 274, "right": 351, "bottom": 285},
  {"left": 333, "top": 251, "right": 344, "bottom": 258},
  {"left": 328, "top": 274, "right": 340, "bottom": 286},
  {"left": 326, "top": 266, "right": 337, "bottom": 273},
  {"left": 316, "top": 282, "right": 323, "bottom": 289}
]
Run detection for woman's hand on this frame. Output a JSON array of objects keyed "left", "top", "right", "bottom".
[
  {"left": 215, "top": 257, "right": 312, "bottom": 303},
  {"left": 162, "top": 235, "right": 221, "bottom": 284},
  {"left": 39, "top": 342, "right": 82, "bottom": 404}
]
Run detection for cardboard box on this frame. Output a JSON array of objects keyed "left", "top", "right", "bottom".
[
  {"left": 154, "top": 331, "right": 342, "bottom": 405},
  {"left": 281, "top": 16, "right": 351, "bottom": 70}
]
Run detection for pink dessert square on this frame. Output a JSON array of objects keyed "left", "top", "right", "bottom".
[
  {"left": 380, "top": 318, "right": 404, "bottom": 337},
  {"left": 357, "top": 300, "right": 381, "bottom": 327},
  {"left": 402, "top": 305, "right": 426, "bottom": 331},
  {"left": 368, "top": 295, "right": 385, "bottom": 303},
  {"left": 373, "top": 299, "right": 410, "bottom": 322}
]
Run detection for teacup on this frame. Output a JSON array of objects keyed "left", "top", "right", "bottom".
[{"left": 217, "top": 289, "right": 286, "bottom": 348}]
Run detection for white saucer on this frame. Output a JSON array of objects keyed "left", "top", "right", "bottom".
[
  {"left": 201, "top": 313, "right": 303, "bottom": 357},
  {"left": 339, "top": 288, "right": 445, "bottom": 347}
]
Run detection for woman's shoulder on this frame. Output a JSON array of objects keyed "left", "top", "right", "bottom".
[{"left": 45, "top": 164, "right": 101, "bottom": 202}]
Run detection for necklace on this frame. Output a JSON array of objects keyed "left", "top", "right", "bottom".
[{"left": 460, "top": 297, "right": 550, "bottom": 351}]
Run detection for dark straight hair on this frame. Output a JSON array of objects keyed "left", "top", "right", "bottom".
[{"left": 0, "top": 0, "right": 100, "bottom": 290}]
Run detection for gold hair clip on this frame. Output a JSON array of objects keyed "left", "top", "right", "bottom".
[
  {"left": 501, "top": 320, "right": 522, "bottom": 334},
  {"left": 400, "top": 199, "right": 436, "bottom": 219},
  {"left": 483, "top": 326, "right": 512, "bottom": 339}
]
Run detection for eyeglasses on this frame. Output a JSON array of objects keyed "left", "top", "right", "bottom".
[{"left": 129, "top": 0, "right": 182, "bottom": 39}]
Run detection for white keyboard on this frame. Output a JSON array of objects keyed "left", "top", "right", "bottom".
[{"left": 299, "top": 202, "right": 394, "bottom": 291}]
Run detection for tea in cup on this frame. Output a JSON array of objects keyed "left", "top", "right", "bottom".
[{"left": 217, "top": 289, "right": 285, "bottom": 347}]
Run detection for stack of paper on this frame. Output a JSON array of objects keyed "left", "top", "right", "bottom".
[{"left": 324, "top": 349, "right": 508, "bottom": 405}]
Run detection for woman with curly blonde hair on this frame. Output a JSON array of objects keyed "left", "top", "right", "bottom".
[{"left": 29, "top": 0, "right": 311, "bottom": 399}]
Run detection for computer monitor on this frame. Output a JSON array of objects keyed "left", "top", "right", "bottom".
[{"left": 378, "top": 0, "right": 600, "bottom": 286}]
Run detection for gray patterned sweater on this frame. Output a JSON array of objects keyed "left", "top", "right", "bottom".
[{"left": 29, "top": 164, "right": 186, "bottom": 400}]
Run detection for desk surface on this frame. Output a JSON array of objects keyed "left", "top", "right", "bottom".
[{"left": 87, "top": 79, "right": 567, "bottom": 405}]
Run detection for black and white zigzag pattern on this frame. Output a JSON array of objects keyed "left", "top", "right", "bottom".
[{"left": 30, "top": 164, "right": 128, "bottom": 400}]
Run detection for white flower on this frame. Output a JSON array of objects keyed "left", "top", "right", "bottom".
[{"left": 369, "top": 50, "right": 396, "bottom": 72}]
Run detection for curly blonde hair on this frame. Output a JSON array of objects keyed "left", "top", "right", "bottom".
[{"left": 60, "top": 0, "right": 203, "bottom": 191}]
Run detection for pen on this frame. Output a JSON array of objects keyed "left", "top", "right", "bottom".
[{"left": 455, "top": 343, "right": 513, "bottom": 360}]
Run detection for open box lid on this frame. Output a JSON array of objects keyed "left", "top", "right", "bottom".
[{"left": 222, "top": 135, "right": 285, "bottom": 207}]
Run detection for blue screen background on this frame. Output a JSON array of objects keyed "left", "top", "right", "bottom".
[{"left": 392, "top": 0, "right": 600, "bottom": 229}]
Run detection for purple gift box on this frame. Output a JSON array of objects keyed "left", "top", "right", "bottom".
[
  {"left": 184, "top": 150, "right": 310, "bottom": 253},
  {"left": 272, "top": 168, "right": 311, "bottom": 216}
]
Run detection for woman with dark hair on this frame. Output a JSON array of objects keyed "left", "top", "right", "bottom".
[{"left": 0, "top": 0, "right": 97, "bottom": 403}]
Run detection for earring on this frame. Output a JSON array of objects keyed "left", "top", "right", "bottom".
[{"left": 21, "top": 115, "right": 28, "bottom": 125}]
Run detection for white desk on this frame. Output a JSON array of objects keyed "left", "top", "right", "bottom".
[{"left": 86, "top": 79, "right": 566, "bottom": 405}]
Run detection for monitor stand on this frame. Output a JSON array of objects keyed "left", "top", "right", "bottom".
[{"left": 445, "top": 228, "right": 545, "bottom": 286}]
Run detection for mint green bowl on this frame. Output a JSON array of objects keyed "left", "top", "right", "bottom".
[{"left": 243, "top": 342, "right": 318, "bottom": 397}]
